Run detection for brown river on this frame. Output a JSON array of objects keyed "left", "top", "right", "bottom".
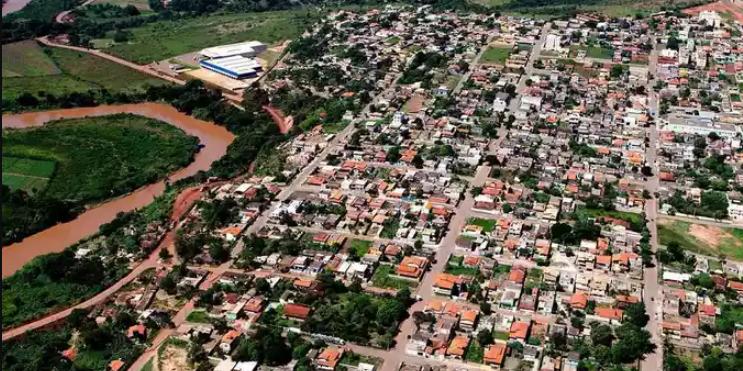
[{"left": 2, "top": 103, "right": 235, "bottom": 277}]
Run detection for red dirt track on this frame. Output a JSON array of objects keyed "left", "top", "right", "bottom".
[{"left": 263, "top": 105, "right": 293, "bottom": 134}]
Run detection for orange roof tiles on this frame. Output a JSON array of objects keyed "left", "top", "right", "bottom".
[
  {"left": 484, "top": 343, "right": 507, "bottom": 366},
  {"left": 510, "top": 321, "right": 530, "bottom": 339},
  {"left": 446, "top": 335, "right": 470, "bottom": 357},
  {"left": 596, "top": 307, "right": 623, "bottom": 321}
]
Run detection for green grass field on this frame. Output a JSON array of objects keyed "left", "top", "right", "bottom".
[
  {"left": 468, "top": 217, "right": 497, "bottom": 232},
  {"left": 2, "top": 114, "right": 198, "bottom": 203},
  {"left": 2, "top": 41, "right": 166, "bottom": 101},
  {"left": 349, "top": 239, "right": 372, "bottom": 257},
  {"left": 2, "top": 156, "right": 56, "bottom": 193},
  {"left": 1, "top": 41, "right": 61, "bottom": 78},
  {"left": 103, "top": 10, "right": 318, "bottom": 64},
  {"left": 479, "top": 46, "right": 511, "bottom": 65},
  {"left": 371, "top": 264, "right": 415, "bottom": 290},
  {"left": 658, "top": 219, "right": 743, "bottom": 260},
  {"left": 186, "top": 310, "right": 210, "bottom": 323}
]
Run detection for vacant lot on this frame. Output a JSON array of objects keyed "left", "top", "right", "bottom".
[
  {"left": 2, "top": 41, "right": 166, "bottom": 101},
  {"left": 103, "top": 10, "right": 317, "bottom": 64},
  {"left": 658, "top": 219, "right": 743, "bottom": 260},
  {"left": 2, "top": 156, "right": 56, "bottom": 193},
  {"left": 479, "top": 46, "right": 511, "bottom": 65},
  {"left": 371, "top": 264, "right": 415, "bottom": 290}
]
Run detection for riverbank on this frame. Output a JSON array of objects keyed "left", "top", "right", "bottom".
[{"left": 2, "top": 103, "right": 234, "bottom": 277}]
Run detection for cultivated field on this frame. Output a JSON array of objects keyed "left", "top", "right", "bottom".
[
  {"left": 2, "top": 156, "right": 56, "bottom": 193},
  {"left": 658, "top": 218, "right": 743, "bottom": 260},
  {"left": 2, "top": 41, "right": 166, "bottom": 101},
  {"left": 103, "top": 10, "right": 317, "bottom": 64}
]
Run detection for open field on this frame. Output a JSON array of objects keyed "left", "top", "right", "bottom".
[
  {"left": 479, "top": 45, "right": 511, "bottom": 65},
  {"left": 371, "top": 264, "right": 415, "bottom": 290},
  {"left": 2, "top": 41, "right": 166, "bottom": 101},
  {"left": 1, "top": 40, "right": 60, "bottom": 78},
  {"left": 103, "top": 10, "right": 318, "bottom": 64},
  {"left": 2, "top": 156, "right": 56, "bottom": 193},
  {"left": 3, "top": 114, "right": 199, "bottom": 203},
  {"left": 658, "top": 218, "right": 743, "bottom": 260}
]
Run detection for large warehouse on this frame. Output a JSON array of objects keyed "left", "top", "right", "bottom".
[
  {"left": 200, "top": 41, "right": 267, "bottom": 59},
  {"left": 199, "top": 55, "right": 263, "bottom": 79}
]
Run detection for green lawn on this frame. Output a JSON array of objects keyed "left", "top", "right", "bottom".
[
  {"left": 578, "top": 207, "right": 644, "bottom": 231},
  {"left": 2, "top": 41, "right": 166, "bottom": 101},
  {"left": 658, "top": 219, "right": 743, "bottom": 260},
  {"left": 468, "top": 217, "right": 497, "bottom": 232},
  {"left": 494, "top": 330, "right": 510, "bottom": 340},
  {"left": 465, "top": 340, "right": 483, "bottom": 363},
  {"left": 385, "top": 36, "right": 401, "bottom": 45},
  {"left": 2, "top": 156, "right": 56, "bottom": 193},
  {"left": 445, "top": 255, "right": 480, "bottom": 276},
  {"left": 103, "top": 10, "right": 318, "bottom": 63},
  {"left": 349, "top": 239, "right": 372, "bottom": 257},
  {"left": 186, "top": 310, "right": 210, "bottom": 323},
  {"left": 586, "top": 46, "right": 614, "bottom": 59},
  {"left": 479, "top": 46, "right": 511, "bottom": 65},
  {"left": 371, "top": 264, "right": 415, "bottom": 290}
]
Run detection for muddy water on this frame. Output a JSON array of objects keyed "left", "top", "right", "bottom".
[{"left": 2, "top": 103, "right": 234, "bottom": 277}]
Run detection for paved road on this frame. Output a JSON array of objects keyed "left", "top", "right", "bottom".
[
  {"left": 381, "top": 165, "right": 491, "bottom": 371},
  {"left": 640, "top": 39, "right": 663, "bottom": 371}
]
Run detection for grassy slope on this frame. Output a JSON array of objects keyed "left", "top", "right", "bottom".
[
  {"left": 103, "top": 10, "right": 318, "bottom": 64},
  {"left": 3, "top": 114, "right": 198, "bottom": 203},
  {"left": 2, "top": 41, "right": 166, "bottom": 101}
]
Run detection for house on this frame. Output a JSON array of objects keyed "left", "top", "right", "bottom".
[
  {"left": 510, "top": 321, "right": 530, "bottom": 343},
  {"left": 433, "top": 273, "right": 464, "bottom": 296},
  {"left": 126, "top": 323, "right": 147, "bottom": 341},
  {"left": 315, "top": 347, "right": 344, "bottom": 370},
  {"left": 446, "top": 335, "right": 470, "bottom": 359},
  {"left": 284, "top": 303, "right": 311, "bottom": 322},
  {"left": 396, "top": 256, "right": 429, "bottom": 280},
  {"left": 595, "top": 307, "right": 623, "bottom": 324},
  {"left": 109, "top": 359, "right": 125, "bottom": 371},
  {"left": 220, "top": 330, "right": 242, "bottom": 353},
  {"left": 483, "top": 342, "right": 507, "bottom": 368},
  {"left": 460, "top": 310, "right": 479, "bottom": 332}
]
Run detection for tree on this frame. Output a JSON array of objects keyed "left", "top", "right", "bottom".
[
  {"left": 610, "top": 323, "right": 656, "bottom": 364},
  {"left": 610, "top": 65, "right": 624, "bottom": 79},
  {"left": 551, "top": 223, "right": 573, "bottom": 243},
  {"left": 480, "top": 302, "right": 492, "bottom": 315},
  {"left": 624, "top": 303, "right": 650, "bottom": 327},
  {"left": 591, "top": 324, "right": 614, "bottom": 346},
  {"left": 477, "top": 329, "right": 494, "bottom": 346}
]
